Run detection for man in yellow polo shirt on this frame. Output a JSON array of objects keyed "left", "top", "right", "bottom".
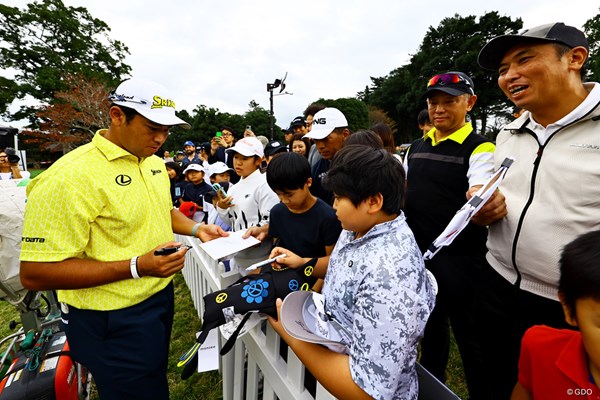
[{"left": 20, "top": 78, "right": 227, "bottom": 400}]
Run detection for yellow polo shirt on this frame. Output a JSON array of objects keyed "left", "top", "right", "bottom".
[{"left": 20, "top": 131, "right": 174, "bottom": 310}]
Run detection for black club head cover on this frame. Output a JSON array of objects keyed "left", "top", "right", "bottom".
[{"left": 179, "top": 258, "right": 318, "bottom": 379}]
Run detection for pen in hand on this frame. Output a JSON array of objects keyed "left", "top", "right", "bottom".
[
  {"left": 245, "top": 253, "right": 287, "bottom": 271},
  {"left": 154, "top": 245, "right": 191, "bottom": 256}
]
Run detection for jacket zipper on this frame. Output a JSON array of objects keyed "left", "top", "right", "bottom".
[{"left": 510, "top": 131, "right": 541, "bottom": 287}]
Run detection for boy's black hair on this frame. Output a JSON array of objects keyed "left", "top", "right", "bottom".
[
  {"left": 266, "top": 152, "right": 311, "bottom": 192},
  {"left": 559, "top": 230, "right": 600, "bottom": 317},
  {"left": 324, "top": 144, "right": 405, "bottom": 215},
  {"left": 417, "top": 109, "right": 430, "bottom": 125}
]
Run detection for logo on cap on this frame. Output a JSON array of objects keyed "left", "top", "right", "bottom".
[{"left": 152, "top": 96, "right": 176, "bottom": 109}]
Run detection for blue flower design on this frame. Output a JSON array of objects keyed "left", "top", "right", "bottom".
[{"left": 241, "top": 279, "right": 269, "bottom": 304}]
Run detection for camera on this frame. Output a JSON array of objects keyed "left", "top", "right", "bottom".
[
  {"left": 5, "top": 147, "right": 20, "bottom": 164},
  {"left": 246, "top": 125, "right": 251, "bottom": 131}
]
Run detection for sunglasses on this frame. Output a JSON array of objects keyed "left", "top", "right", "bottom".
[
  {"left": 427, "top": 73, "right": 471, "bottom": 88},
  {"left": 107, "top": 90, "right": 148, "bottom": 105}
]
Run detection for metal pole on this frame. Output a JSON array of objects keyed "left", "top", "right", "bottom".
[{"left": 269, "top": 89, "right": 274, "bottom": 140}]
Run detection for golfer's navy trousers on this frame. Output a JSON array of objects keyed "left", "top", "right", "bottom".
[{"left": 61, "top": 282, "right": 174, "bottom": 400}]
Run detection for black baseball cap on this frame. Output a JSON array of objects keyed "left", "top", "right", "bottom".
[
  {"left": 289, "top": 116, "right": 306, "bottom": 128},
  {"left": 478, "top": 22, "right": 589, "bottom": 70},
  {"left": 421, "top": 71, "right": 475, "bottom": 100},
  {"left": 264, "top": 140, "right": 288, "bottom": 157}
]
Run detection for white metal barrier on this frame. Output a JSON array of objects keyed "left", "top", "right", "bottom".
[{"left": 177, "top": 235, "right": 336, "bottom": 400}]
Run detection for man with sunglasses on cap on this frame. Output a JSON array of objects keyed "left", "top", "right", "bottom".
[
  {"left": 19, "top": 78, "right": 228, "bottom": 400},
  {"left": 472, "top": 22, "right": 600, "bottom": 399},
  {"left": 403, "top": 71, "right": 495, "bottom": 399}
]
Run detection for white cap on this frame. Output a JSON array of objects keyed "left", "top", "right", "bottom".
[
  {"left": 208, "top": 161, "right": 233, "bottom": 176},
  {"left": 280, "top": 291, "right": 350, "bottom": 354},
  {"left": 108, "top": 78, "right": 191, "bottom": 129},
  {"left": 183, "top": 163, "right": 205, "bottom": 174},
  {"left": 225, "top": 137, "right": 264, "bottom": 157},
  {"left": 303, "top": 108, "right": 348, "bottom": 140}
]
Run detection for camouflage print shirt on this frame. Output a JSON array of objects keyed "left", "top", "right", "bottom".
[{"left": 322, "top": 213, "right": 435, "bottom": 400}]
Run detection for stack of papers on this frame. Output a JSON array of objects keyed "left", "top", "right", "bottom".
[{"left": 199, "top": 230, "right": 260, "bottom": 260}]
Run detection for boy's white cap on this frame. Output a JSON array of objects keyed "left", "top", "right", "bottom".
[
  {"left": 183, "top": 163, "right": 205, "bottom": 174},
  {"left": 209, "top": 161, "right": 233, "bottom": 176},
  {"left": 280, "top": 291, "right": 350, "bottom": 354},
  {"left": 108, "top": 78, "right": 191, "bottom": 129},
  {"left": 303, "top": 108, "right": 348, "bottom": 140},
  {"left": 225, "top": 137, "right": 264, "bottom": 157}
]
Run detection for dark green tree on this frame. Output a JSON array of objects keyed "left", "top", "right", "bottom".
[
  {"left": 162, "top": 105, "right": 221, "bottom": 151},
  {"left": 241, "top": 100, "right": 273, "bottom": 139},
  {"left": 0, "top": 0, "right": 131, "bottom": 123},
  {"left": 584, "top": 10, "right": 600, "bottom": 82},
  {"left": 217, "top": 101, "right": 280, "bottom": 141},
  {"left": 358, "top": 66, "right": 414, "bottom": 143},
  {"left": 164, "top": 101, "right": 279, "bottom": 152},
  {"left": 363, "top": 12, "right": 522, "bottom": 141}
]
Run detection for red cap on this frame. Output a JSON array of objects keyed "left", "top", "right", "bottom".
[{"left": 179, "top": 201, "right": 197, "bottom": 218}]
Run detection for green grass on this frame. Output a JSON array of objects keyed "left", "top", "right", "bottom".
[
  {"left": 1, "top": 274, "right": 468, "bottom": 399},
  {"left": 445, "top": 331, "right": 468, "bottom": 399},
  {"left": 167, "top": 274, "right": 223, "bottom": 400},
  {"left": 0, "top": 298, "right": 20, "bottom": 343}
]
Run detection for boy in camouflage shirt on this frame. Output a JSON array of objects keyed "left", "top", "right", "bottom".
[{"left": 269, "top": 145, "right": 435, "bottom": 399}]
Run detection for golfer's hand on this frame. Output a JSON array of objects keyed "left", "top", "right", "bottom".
[{"left": 137, "top": 241, "right": 189, "bottom": 278}]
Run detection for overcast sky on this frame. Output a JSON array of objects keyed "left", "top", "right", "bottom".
[{"left": 3, "top": 0, "right": 598, "bottom": 132}]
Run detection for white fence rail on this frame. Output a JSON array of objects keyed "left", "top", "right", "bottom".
[{"left": 177, "top": 235, "right": 336, "bottom": 400}]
